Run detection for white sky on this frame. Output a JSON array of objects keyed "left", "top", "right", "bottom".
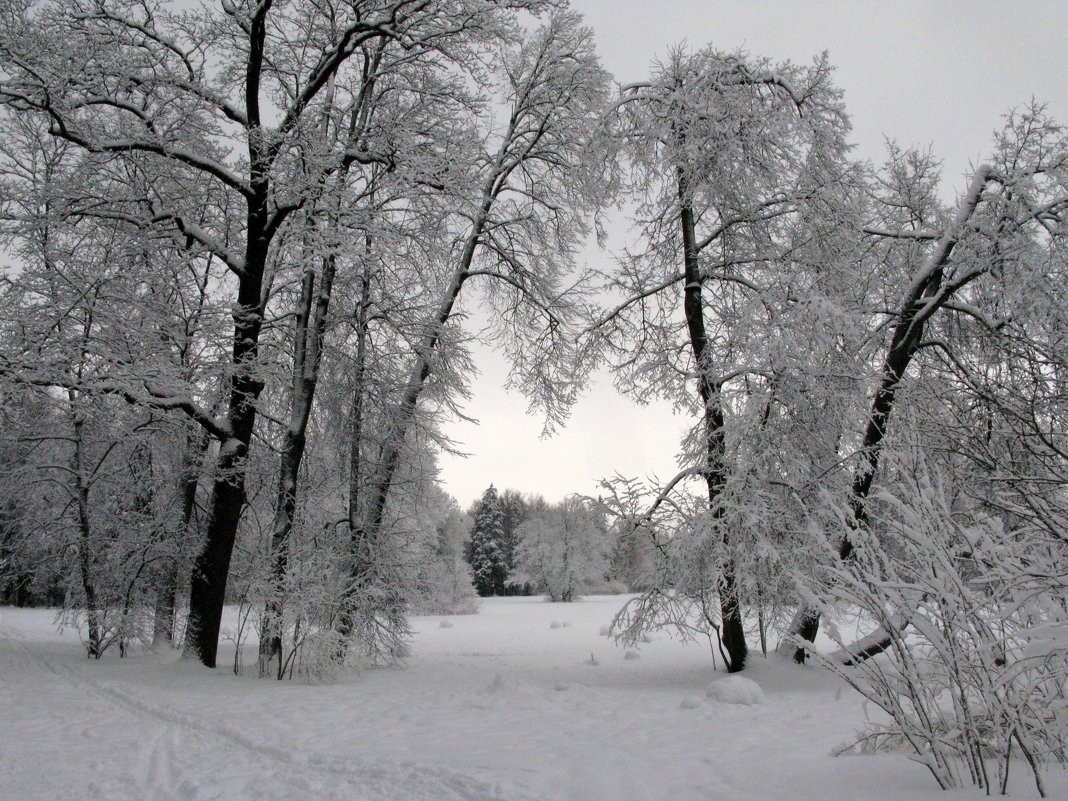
[{"left": 436, "top": 0, "right": 1068, "bottom": 509}]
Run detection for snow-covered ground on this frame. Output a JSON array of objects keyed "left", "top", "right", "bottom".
[{"left": 1, "top": 596, "right": 1063, "bottom": 801}]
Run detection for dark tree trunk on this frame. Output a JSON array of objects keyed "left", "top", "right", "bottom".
[
  {"left": 678, "top": 172, "right": 747, "bottom": 673},
  {"left": 184, "top": 228, "right": 268, "bottom": 667},
  {"left": 184, "top": 467, "right": 250, "bottom": 667},
  {"left": 183, "top": 3, "right": 282, "bottom": 669},
  {"left": 788, "top": 169, "right": 990, "bottom": 663},
  {"left": 70, "top": 397, "right": 103, "bottom": 659},
  {"left": 154, "top": 428, "right": 207, "bottom": 647}
]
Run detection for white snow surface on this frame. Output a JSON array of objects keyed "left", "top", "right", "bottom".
[{"left": 1, "top": 596, "right": 1062, "bottom": 801}]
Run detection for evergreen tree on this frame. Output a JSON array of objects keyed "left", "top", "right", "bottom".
[
  {"left": 499, "top": 489, "right": 536, "bottom": 595},
  {"left": 467, "top": 486, "right": 508, "bottom": 596}
]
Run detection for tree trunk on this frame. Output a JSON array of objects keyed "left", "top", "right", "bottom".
[
  {"left": 335, "top": 240, "right": 374, "bottom": 647},
  {"left": 258, "top": 249, "right": 335, "bottom": 677},
  {"left": 339, "top": 211, "right": 486, "bottom": 649},
  {"left": 787, "top": 168, "right": 991, "bottom": 663},
  {"left": 347, "top": 251, "right": 372, "bottom": 545},
  {"left": 258, "top": 80, "right": 357, "bottom": 676},
  {"left": 678, "top": 172, "right": 747, "bottom": 673},
  {"left": 257, "top": 268, "right": 314, "bottom": 677},
  {"left": 152, "top": 566, "right": 179, "bottom": 647},
  {"left": 183, "top": 230, "right": 268, "bottom": 667},
  {"left": 153, "top": 428, "right": 207, "bottom": 648},
  {"left": 70, "top": 396, "right": 103, "bottom": 659},
  {"left": 184, "top": 467, "right": 249, "bottom": 667}
]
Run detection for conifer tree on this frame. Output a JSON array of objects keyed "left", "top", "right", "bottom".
[{"left": 467, "top": 486, "right": 508, "bottom": 597}]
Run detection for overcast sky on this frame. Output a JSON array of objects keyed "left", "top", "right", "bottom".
[{"left": 436, "top": 0, "right": 1068, "bottom": 509}]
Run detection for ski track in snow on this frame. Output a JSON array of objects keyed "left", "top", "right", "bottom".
[{"left": 0, "top": 608, "right": 548, "bottom": 801}]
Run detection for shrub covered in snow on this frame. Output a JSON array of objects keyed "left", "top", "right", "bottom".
[
  {"left": 807, "top": 469, "right": 1068, "bottom": 796},
  {"left": 511, "top": 496, "right": 611, "bottom": 602}
]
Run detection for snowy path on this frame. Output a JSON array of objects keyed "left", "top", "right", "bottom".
[{"left": 2, "top": 598, "right": 1064, "bottom": 801}]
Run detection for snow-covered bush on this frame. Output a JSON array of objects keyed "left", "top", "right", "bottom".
[
  {"left": 807, "top": 469, "right": 1068, "bottom": 796},
  {"left": 705, "top": 675, "right": 764, "bottom": 705}
]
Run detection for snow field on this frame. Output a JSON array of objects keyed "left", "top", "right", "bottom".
[{"left": 2, "top": 597, "right": 1064, "bottom": 801}]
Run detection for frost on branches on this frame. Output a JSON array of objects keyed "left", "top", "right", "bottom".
[
  {"left": 510, "top": 496, "right": 611, "bottom": 602},
  {"left": 0, "top": 1, "right": 612, "bottom": 670},
  {"left": 811, "top": 461, "right": 1067, "bottom": 797},
  {"left": 589, "top": 44, "right": 855, "bottom": 673}
]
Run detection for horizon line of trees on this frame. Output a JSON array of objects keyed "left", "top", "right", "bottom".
[{"left": 463, "top": 483, "right": 650, "bottom": 601}]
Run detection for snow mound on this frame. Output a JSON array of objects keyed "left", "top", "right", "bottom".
[
  {"left": 679, "top": 695, "right": 703, "bottom": 710},
  {"left": 623, "top": 649, "right": 641, "bottom": 660},
  {"left": 705, "top": 676, "right": 764, "bottom": 706},
  {"left": 598, "top": 624, "right": 611, "bottom": 636},
  {"left": 438, "top": 619, "right": 454, "bottom": 629}
]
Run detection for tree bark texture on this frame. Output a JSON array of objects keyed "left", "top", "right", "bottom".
[{"left": 183, "top": 235, "right": 267, "bottom": 667}]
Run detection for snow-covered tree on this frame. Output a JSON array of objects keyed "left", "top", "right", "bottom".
[
  {"left": 0, "top": 0, "right": 446, "bottom": 667},
  {"left": 410, "top": 501, "right": 478, "bottom": 616},
  {"left": 338, "top": 8, "right": 614, "bottom": 648},
  {"left": 468, "top": 485, "right": 508, "bottom": 597},
  {"left": 0, "top": 0, "right": 612, "bottom": 670},
  {"left": 590, "top": 45, "right": 854, "bottom": 671},
  {"left": 785, "top": 105, "right": 1068, "bottom": 662},
  {"left": 511, "top": 496, "right": 610, "bottom": 602},
  {"left": 606, "top": 516, "right": 657, "bottom": 592}
]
